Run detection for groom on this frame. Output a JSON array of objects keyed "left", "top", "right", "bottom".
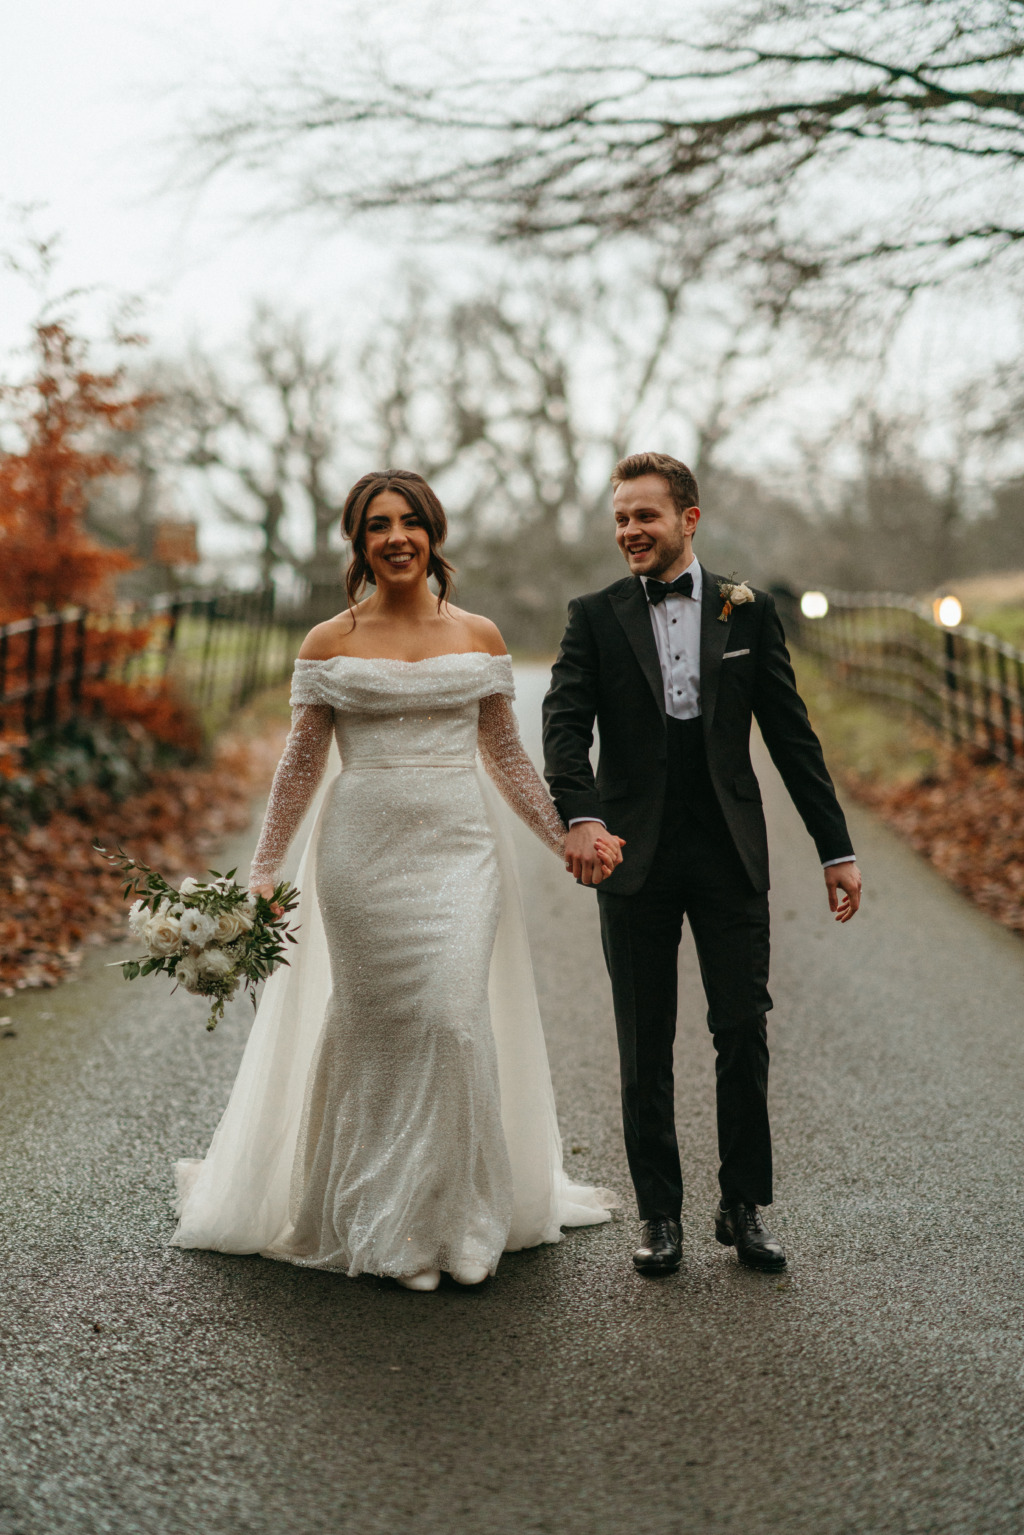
[{"left": 542, "top": 452, "right": 861, "bottom": 1275}]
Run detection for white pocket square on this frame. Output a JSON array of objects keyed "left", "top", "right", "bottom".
[{"left": 723, "top": 648, "right": 750, "bottom": 659}]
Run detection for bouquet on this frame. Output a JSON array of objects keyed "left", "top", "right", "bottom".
[{"left": 96, "top": 845, "right": 300, "bottom": 1030}]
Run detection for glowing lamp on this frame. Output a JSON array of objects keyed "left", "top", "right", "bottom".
[
  {"left": 934, "top": 596, "right": 962, "bottom": 629},
  {"left": 800, "top": 591, "right": 829, "bottom": 620}
]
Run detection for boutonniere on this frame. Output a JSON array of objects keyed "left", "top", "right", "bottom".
[{"left": 717, "top": 576, "right": 754, "bottom": 623}]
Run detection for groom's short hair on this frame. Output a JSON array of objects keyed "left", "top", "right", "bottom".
[{"left": 611, "top": 453, "right": 699, "bottom": 516}]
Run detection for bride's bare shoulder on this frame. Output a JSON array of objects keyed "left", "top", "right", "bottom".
[
  {"left": 297, "top": 609, "right": 360, "bottom": 660},
  {"left": 446, "top": 606, "right": 508, "bottom": 657}
]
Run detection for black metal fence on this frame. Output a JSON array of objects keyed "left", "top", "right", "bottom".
[
  {"left": 0, "top": 588, "right": 305, "bottom": 741},
  {"left": 784, "top": 590, "right": 1024, "bottom": 770}
]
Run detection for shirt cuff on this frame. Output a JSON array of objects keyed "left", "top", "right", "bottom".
[
  {"left": 568, "top": 817, "right": 607, "bottom": 829},
  {"left": 822, "top": 855, "right": 857, "bottom": 868}
]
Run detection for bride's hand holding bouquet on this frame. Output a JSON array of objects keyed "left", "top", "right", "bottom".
[{"left": 96, "top": 846, "right": 300, "bottom": 1030}]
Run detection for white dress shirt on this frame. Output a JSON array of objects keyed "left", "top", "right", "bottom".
[
  {"left": 641, "top": 561, "right": 703, "bottom": 720},
  {"left": 569, "top": 557, "right": 855, "bottom": 868}
]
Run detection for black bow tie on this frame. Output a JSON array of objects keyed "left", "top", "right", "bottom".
[{"left": 645, "top": 571, "right": 694, "bottom": 605}]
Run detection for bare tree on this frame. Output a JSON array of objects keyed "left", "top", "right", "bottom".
[
  {"left": 163, "top": 261, "right": 793, "bottom": 638},
  {"left": 777, "top": 391, "right": 1019, "bottom": 591},
  {"left": 161, "top": 287, "right": 1024, "bottom": 610},
  {"left": 179, "top": 0, "right": 1024, "bottom": 300},
  {"left": 173, "top": 308, "right": 350, "bottom": 607},
  {"left": 353, "top": 259, "right": 805, "bottom": 639}
]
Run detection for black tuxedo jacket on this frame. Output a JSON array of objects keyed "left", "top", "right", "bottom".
[{"left": 542, "top": 568, "right": 854, "bottom": 896}]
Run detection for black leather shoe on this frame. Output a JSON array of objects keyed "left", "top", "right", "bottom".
[
  {"left": 715, "top": 1202, "right": 786, "bottom": 1271},
  {"left": 632, "top": 1218, "right": 682, "bottom": 1275}
]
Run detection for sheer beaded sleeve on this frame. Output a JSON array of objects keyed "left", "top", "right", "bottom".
[
  {"left": 248, "top": 704, "right": 335, "bottom": 889},
  {"left": 478, "top": 693, "right": 566, "bottom": 856}
]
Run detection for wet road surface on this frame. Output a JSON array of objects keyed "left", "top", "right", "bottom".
[{"left": 1, "top": 665, "right": 1023, "bottom": 1534}]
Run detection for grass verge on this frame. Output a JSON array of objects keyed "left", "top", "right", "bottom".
[{"left": 793, "top": 650, "right": 1024, "bottom": 938}]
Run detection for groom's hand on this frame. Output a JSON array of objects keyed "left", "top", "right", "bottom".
[
  {"left": 825, "top": 862, "right": 862, "bottom": 923},
  {"left": 564, "top": 822, "right": 624, "bottom": 886}
]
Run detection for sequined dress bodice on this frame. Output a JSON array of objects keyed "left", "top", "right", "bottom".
[
  {"left": 333, "top": 697, "right": 480, "bottom": 766},
  {"left": 248, "top": 653, "right": 564, "bottom": 888}
]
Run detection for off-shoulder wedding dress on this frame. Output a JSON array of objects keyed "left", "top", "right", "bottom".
[{"left": 171, "top": 652, "right": 612, "bottom": 1279}]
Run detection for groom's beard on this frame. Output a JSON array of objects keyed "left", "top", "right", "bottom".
[
  {"left": 648, "top": 549, "right": 687, "bottom": 579},
  {"left": 627, "top": 538, "right": 689, "bottom": 580}
]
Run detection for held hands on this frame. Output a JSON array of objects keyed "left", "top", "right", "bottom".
[
  {"left": 563, "top": 821, "right": 626, "bottom": 886},
  {"left": 251, "top": 882, "right": 285, "bottom": 916},
  {"left": 825, "top": 861, "right": 862, "bottom": 923}
]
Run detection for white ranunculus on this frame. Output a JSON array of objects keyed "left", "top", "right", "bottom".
[
  {"left": 175, "top": 953, "right": 202, "bottom": 993},
  {"left": 179, "top": 908, "right": 217, "bottom": 949},
  {"left": 178, "top": 876, "right": 203, "bottom": 897},
  {"left": 211, "top": 908, "right": 254, "bottom": 945},
  {"left": 197, "top": 946, "right": 234, "bottom": 981},
  {"left": 144, "top": 910, "right": 182, "bottom": 958},
  {"left": 127, "top": 899, "right": 148, "bottom": 939}
]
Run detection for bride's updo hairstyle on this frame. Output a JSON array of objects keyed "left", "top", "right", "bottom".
[{"left": 342, "top": 469, "right": 456, "bottom": 610}]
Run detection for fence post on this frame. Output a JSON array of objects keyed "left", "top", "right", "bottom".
[
  {"left": 23, "top": 620, "right": 39, "bottom": 736},
  {"left": 997, "top": 648, "right": 1013, "bottom": 765},
  {"left": 163, "top": 598, "right": 184, "bottom": 676},
  {"left": 0, "top": 627, "right": 8, "bottom": 736},
  {"left": 70, "top": 611, "right": 87, "bottom": 712},
  {"left": 199, "top": 596, "right": 218, "bottom": 710},
  {"left": 240, "top": 589, "right": 262, "bottom": 708},
  {"left": 44, "top": 616, "right": 65, "bottom": 733},
  {"left": 943, "top": 628, "right": 959, "bottom": 745}
]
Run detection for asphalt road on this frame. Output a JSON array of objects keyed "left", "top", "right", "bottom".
[{"left": 1, "top": 665, "right": 1023, "bottom": 1535}]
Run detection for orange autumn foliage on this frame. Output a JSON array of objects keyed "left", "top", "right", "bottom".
[
  {"left": 840, "top": 749, "right": 1024, "bottom": 937},
  {"left": 0, "top": 724, "right": 286, "bottom": 994},
  {"left": 81, "top": 677, "right": 203, "bottom": 754},
  {"left": 0, "top": 319, "right": 202, "bottom": 750},
  {"left": 0, "top": 321, "right": 155, "bottom": 620}
]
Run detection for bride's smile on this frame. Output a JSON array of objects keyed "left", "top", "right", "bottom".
[{"left": 364, "top": 492, "right": 432, "bottom": 587}]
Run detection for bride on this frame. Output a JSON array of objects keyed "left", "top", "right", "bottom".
[{"left": 172, "top": 469, "right": 618, "bottom": 1291}]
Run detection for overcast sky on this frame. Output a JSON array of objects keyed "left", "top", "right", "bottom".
[
  {"left": 1, "top": 0, "right": 1017, "bottom": 461},
  {"left": 2, "top": 0, "right": 380, "bottom": 351},
  {"left": 1, "top": 0, "right": 659, "bottom": 356}
]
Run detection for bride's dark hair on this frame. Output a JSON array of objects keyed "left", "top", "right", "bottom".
[{"left": 342, "top": 470, "right": 456, "bottom": 611}]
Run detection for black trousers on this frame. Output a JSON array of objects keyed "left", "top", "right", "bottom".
[{"left": 597, "top": 717, "right": 774, "bottom": 1219}]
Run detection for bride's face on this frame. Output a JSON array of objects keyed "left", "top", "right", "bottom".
[{"left": 363, "top": 491, "right": 433, "bottom": 590}]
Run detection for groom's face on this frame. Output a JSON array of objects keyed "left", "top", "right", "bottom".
[{"left": 613, "top": 474, "right": 700, "bottom": 581}]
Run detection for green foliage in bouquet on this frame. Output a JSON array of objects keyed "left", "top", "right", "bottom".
[{"left": 95, "top": 844, "right": 300, "bottom": 1030}]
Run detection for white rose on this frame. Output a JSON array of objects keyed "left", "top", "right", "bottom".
[
  {"left": 144, "top": 910, "right": 182, "bottom": 958},
  {"left": 197, "top": 947, "right": 234, "bottom": 981},
  {"left": 730, "top": 582, "right": 755, "bottom": 604},
  {"left": 127, "top": 899, "right": 148, "bottom": 939},
  {"left": 175, "top": 953, "right": 203, "bottom": 993},
  {"left": 178, "top": 877, "right": 203, "bottom": 897},
  {"left": 211, "top": 908, "right": 254, "bottom": 944},
  {"left": 179, "top": 909, "right": 217, "bottom": 949}
]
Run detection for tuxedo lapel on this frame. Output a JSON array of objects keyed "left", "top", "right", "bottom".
[
  {"left": 700, "top": 568, "right": 732, "bottom": 741},
  {"left": 609, "top": 577, "right": 666, "bottom": 716}
]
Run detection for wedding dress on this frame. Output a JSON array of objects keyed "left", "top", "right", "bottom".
[{"left": 171, "top": 652, "right": 613, "bottom": 1278}]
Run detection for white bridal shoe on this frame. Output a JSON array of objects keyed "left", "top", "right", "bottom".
[
  {"left": 450, "top": 1262, "right": 489, "bottom": 1286},
  {"left": 397, "top": 1269, "right": 441, "bottom": 1292}
]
